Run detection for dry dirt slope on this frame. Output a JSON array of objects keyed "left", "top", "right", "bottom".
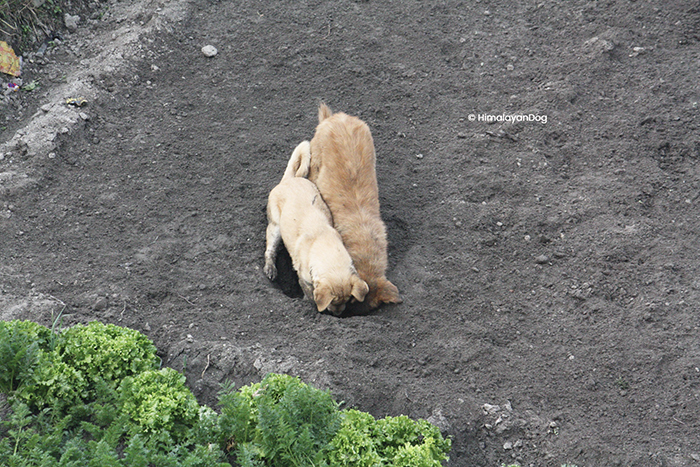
[{"left": 2, "top": 0, "right": 700, "bottom": 466}]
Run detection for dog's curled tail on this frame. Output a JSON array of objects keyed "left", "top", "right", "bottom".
[
  {"left": 283, "top": 140, "right": 311, "bottom": 179},
  {"left": 318, "top": 102, "right": 332, "bottom": 123}
]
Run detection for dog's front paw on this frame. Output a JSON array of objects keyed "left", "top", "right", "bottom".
[{"left": 263, "top": 261, "right": 277, "bottom": 281}]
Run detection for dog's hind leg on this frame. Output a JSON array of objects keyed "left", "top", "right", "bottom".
[{"left": 263, "top": 202, "right": 283, "bottom": 280}]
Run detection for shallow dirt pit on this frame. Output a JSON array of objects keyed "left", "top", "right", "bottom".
[{"left": 2, "top": 0, "right": 700, "bottom": 466}]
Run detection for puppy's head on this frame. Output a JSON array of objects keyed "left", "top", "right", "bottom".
[
  {"left": 365, "top": 277, "right": 402, "bottom": 311},
  {"left": 313, "top": 274, "right": 369, "bottom": 316}
]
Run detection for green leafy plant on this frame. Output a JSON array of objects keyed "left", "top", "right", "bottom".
[
  {"left": 0, "top": 320, "right": 52, "bottom": 395},
  {"left": 118, "top": 368, "right": 200, "bottom": 443},
  {"left": 220, "top": 374, "right": 340, "bottom": 467},
  {"left": 219, "top": 374, "right": 451, "bottom": 467},
  {"left": 23, "top": 321, "right": 160, "bottom": 414},
  {"left": 328, "top": 410, "right": 451, "bottom": 467},
  {"left": 0, "top": 320, "right": 230, "bottom": 466},
  {"left": 0, "top": 320, "right": 451, "bottom": 466}
]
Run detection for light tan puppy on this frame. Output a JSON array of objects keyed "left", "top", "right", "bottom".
[
  {"left": 264, "top": 140, "right": 369, "bottom": 315},
  {"left": 291, "top": 104, "right": 401, "bottom": 311}
]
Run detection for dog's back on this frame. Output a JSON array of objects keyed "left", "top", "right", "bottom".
[{"left": 308, "top": 104, "right": 401, "bottom": 310}]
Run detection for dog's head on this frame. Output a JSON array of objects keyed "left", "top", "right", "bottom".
[
  {"left": 314, "top": 274, "right": 369, "bottom": 316},
  {"left": 364, "top": 277, "right": 402, "bottom": 311}
]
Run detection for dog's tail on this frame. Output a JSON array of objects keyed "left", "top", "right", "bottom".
[
  {"left": 318, "top": 102, "right": 332, "bottom": 123},
  {"left": 283, "top": 140, "right": 311, "bottom": 179}
]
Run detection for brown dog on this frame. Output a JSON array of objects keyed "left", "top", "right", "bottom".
[
  {"left": 291, "top": 104, "right": 401, "bottom": 311},
  {"left": 264, "top": 140, "right": 369, "bottom": 315}
]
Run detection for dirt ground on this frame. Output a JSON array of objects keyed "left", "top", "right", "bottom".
[{"left": 2, "top": 0, "right": 700, "bottom": 465}]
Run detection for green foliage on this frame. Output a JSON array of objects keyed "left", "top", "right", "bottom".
[
  {"left": 219, "top": 374, "right": 451, "bottom": 467},
  {"left": 0, "top": 320, "right": 52, "bottom": 395},
  {"left": 119, "top": 368, "right": 200, "bottom": 442},
  {"left": 0, "top": 320, "right": 451, "bottom": 466},
  {"left": 18, "top": 321, "right": 160, "bottom": 414},
  {"left": 375, "top": 415, "right": 451, "bottom": 464},
  {"left": 254, "top": 374, "right": 340, "bottom": 467},
  {"left": 327, "top": 410, "right": 451, "bottom": 467},
  {"left": 56, "top": 321, "right": 160, "bottom": 393},
  {"left": 327, "top": 410, "right": 382, "bottom": 467},
  {"left": 0, "top": 320, "right": 229, "bottom": 466}
]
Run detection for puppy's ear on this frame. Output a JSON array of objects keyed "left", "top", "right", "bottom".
[
  {"left": 350, "top": 275, "right": 369, "bottom": 302},
  {"left": 318, "top": 102, "right": 332, "bottom": 122},
  {"left": 376, "top": 278, "right": 402, "bottom": 304},
  {"left": 313, "top": 281, "right": 334, "bottom": 312}
]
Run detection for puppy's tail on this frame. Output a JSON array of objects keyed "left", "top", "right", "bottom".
[
  {"left": 283, "top": 140, "right": 311, "bottom": 180},
  {"left": 318, "top": 102, "right": 332, "bottom": 123}
]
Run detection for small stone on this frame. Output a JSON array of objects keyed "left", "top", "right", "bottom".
[
  {"left": 143, "top": 322, "right": 151, "bottom": 332},
  {"left": 41, "top": 104, "right": 53, "bottom": 112},
  {"left": 416, "top": 153, "right": 424, "bottom": 159},
  {"left": 583, "top": 36, "right": 614, "bottom": 54},
  {"left": 201, "top": 45, "right": 218, "bottom": 57},
  {"left": 64, "top": 13, "right": 80, "bottom": 31},
  {"left": 629, "top": 46, "right": 646, "bottom": 57},
  {"left": 79, "top": 112, "right": 89, "bottom": 121},
  {"left": 426, "top": 408, "right": 451, "bottom": 432},
  {"left": 186, "top": 334, "right": 194, "bottom": 343},
  {"left": 457, "top": 132, "right": 468, "bottom": 139},
  {"left": 93, "top": 296, "right": 108, "bottom": 311},
  {"left": 503, "top": 441, "right": 513, "bottom": 450},
  {"left": 535, "top": 254, "right": 550, "bottom": 264}
]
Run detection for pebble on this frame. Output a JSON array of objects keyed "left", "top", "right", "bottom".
[
  {"left": 629, "top": 46, "right": 646, "bottom": 57},
  {"left": 201, "top": 45, "right": 218, "bottom": 57},
  {"left": 535, "top": 254, "right": 549, "bottom": 264},
  {"left": 64, "top": 13, "right": 81, "bottom": 32},
  {"left": 584, "top": 36, "right": 614, "bottom": 54},
  {"left": 426, "top": 408, "right": 451, "bottom": 432},
  {"left": 93, "top": 296, "right": 108, "bottom": 311}
]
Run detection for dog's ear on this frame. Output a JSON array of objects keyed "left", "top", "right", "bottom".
[
  {"left": 376, "top": 277, "right": 402, "bottom": 304},
  {"left": 350, "top": 275, "right": 369, "bottom": 302},
  {"left": 313, "top": 281, "right": 334, "bottom": 312},
  {"left": 318, "top": 102, "right": 332, "bottom": 122}
]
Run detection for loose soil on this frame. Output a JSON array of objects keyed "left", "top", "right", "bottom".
[{"left": 2, "top": 1, "right": 700, "bottom": 466}]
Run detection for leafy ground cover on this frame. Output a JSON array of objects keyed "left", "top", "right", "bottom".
[{"left": 0, "top": 319, "right": 451, "bottom": 466}]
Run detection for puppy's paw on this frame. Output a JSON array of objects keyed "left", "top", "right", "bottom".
[{"left": 263, "top": 262, "right": 277, "bottom": 281}]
